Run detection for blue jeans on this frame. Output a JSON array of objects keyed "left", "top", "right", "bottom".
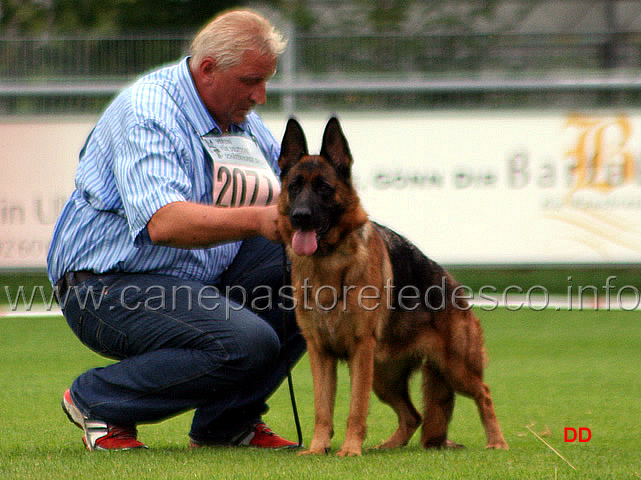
[{"left": 60, "top": 237, "right": 305, "bottom": 443}]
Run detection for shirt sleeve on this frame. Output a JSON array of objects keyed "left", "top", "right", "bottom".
[{"left": 114, "top": 119, "right": 193, "bottom": 243}]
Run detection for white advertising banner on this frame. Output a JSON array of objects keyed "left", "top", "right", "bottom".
[
  {"left": 1, "top": 118, "right": 93, "bottom": 270},
  {"left": 1, "top": 111, "right": 640, "bottom": 269},
  {"left": 266, "top": 111, "right": 641, "bottom": 265}
]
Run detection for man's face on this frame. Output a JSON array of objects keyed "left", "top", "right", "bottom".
[{"left": 199, "top": 49, "right": 278, "bottom": 132}]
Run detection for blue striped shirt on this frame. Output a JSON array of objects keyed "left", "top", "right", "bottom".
[{"left": 47, "top": 57, "right": 281, "bottom": 285}]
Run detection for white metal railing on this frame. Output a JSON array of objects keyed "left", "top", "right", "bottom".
[{"left": 1, "top": 31, "right": 640, "bottom": 112}]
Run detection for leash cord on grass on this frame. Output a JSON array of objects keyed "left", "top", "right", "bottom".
[{"left": 282, "top": 244, "right": 304, "bottom": 447}]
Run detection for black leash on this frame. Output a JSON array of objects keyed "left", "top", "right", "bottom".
[{"left": 281, "top": 244, "right": 304, "bottom": 447}]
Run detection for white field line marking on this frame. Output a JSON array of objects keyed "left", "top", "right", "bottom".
[{"left": 1, "top": 294, "right": 639, "bottom": 319}]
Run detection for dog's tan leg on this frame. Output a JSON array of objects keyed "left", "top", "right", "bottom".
[
  {"left": 443, "top": 311, "right": 509, "bottom": 450},
  {"left": 446, "top": 362, "right": 509, "bottom": 450},
  {"left": 337, "top": 336, "right": 376, "bottom": 457},
  {"left": 373, "top": 359, "right": 421, "bottom": 449},
  {"left": 420, "top": 363, "right": 459, "bottom": 449},
  {"left": 300, "top": 342, "right": 337, "bottom": 455},
  {"left": 471, "top": 381, "right": 508, "bottom": 450}
]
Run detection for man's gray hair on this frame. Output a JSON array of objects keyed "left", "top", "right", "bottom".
[{"left": 190, "top": 9, "right": 287, "bottom": 70}]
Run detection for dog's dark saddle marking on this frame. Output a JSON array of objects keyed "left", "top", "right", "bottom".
[{"left": 373, "top": 222, "right": 456, "bottom": 314}]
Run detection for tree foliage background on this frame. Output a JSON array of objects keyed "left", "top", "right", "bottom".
[
  {"left": 0, "top": 0, "right": 506, "bottom": 36},
  {"left": 0, "top": 0, "right": 253, "bottom": 35}
]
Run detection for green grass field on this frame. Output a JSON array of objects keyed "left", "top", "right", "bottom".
[{"left": 0, "top": 307, "right": 639, "bottom": 480}]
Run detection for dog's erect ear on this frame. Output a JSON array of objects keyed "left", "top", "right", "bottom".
[
  {"left": 320, "top": 117, "right": 352, "bottom": 180},
  {"left": 278, "top": 118, "right": 308, "bottom": 177}
]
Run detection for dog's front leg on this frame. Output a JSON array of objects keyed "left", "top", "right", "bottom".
[
  {"left": 338, "top": 336, "right": 376, "bottom": 457},
  {"left": 300, "top": 342, "right": 337, "bottom": 455}
]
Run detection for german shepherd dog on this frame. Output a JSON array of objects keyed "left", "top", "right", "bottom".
[{"left": 277, "top": 117, "right": 508, "bottom": 456}]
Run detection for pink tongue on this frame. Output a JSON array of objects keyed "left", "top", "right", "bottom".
[{"left": 292, "top": 230, "right": 318, "bottom": 256}]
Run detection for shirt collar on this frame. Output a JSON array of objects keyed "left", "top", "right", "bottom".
[{"left": 178, "top": 57, "right": 249, "bottom": 137}]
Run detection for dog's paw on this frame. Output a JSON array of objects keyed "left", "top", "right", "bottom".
[
  {"left": 375, "top": 438, "right": 405, "bottom": 449},
  {"left": 298, "top": 447, "right": 330, "bottom": 456},
  {"left": 444, "top": 439, "right": 465, "bottom": 449},
  {"left": 423, "top": 439, "right": 465, "bottom": 450},
  {"left": 485, "top": 441, "right": 509, "bottom": 450},
  {"left": 336, "top": 447, "right": 362, "bottom": 457}
]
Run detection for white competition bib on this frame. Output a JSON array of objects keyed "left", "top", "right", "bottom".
[{"left": 200, "top": 134, "right": 280, "bottom": 207}]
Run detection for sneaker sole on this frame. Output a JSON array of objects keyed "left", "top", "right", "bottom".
[
  {"left": 61, "top": 392, "right": 95, "bottom": 451},
  {"left": 61, "top": 392, "right": 85, "bottom": 431},
  {"left": 61, "top": 390, "right": 148, "bottom": 451},
  {"left": 189, "top": 440, "right": 300, "bottom": 450}
]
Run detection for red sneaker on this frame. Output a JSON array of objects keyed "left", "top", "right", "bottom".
[
  {"left": 190, "top": 422, "right": 299, "bottom": 449},
  {"left": 62, "top": 389, "right": 148, "bottom": 451},
  {"left": 238, "top": 422, "right": 299, "bottom": 449}
]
